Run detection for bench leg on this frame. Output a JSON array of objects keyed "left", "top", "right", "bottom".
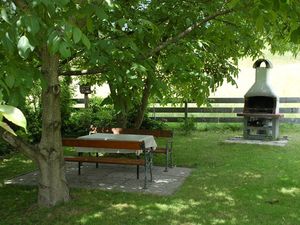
[
  {"left": 96, "top": 152, "right": 99, "bottom": 168},
  {"left": 164, "top": 148, "right": 169, "bottom": 172},
  {"left": 143, "top": 152, "right": 149, "bottom": 189},
  {"left": 149, "top": 150, "right": 153, "bottom": 182},
  {"left": 78, "top": 152, "right": 82, "bottom": 175},
  {"left": 137, "top": 155, "right": 140, "bottom": 179},
  {"left": 170, "top": 142, "right": 173, "bottom": 168}
]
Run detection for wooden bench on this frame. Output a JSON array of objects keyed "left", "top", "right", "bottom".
[
  {"left": 97, "top": 128, "right": 174, "bottom": 171},
  {"left": 62, "top": 138, "right": 153, "bottom": 189}
]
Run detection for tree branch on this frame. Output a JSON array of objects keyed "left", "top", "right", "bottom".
[
  {"left": 146, "top": 8, "right": 233, "bottom": 58},
  {"left": 0, "top": 129, "right": 38, "bottom": 161},
  {"left": 59, "top": 68, "right": 107, "bottom": 76},
  {"left": 59, "top": 8, "right": 233, "bottom": 77},
  {"left": 12, "top": 0, "right": 28, "bottom": 12}
]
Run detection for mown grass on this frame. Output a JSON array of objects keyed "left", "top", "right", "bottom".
[{"left": 1, "top": 124, "right": 300, "bottom": 225}]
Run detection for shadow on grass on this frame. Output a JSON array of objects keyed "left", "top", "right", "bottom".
[{"left": 1, "top": 125, "right": 300, "bottom": 225}]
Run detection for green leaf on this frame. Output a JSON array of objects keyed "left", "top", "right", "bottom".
[
  {"left": 227, "top": 0, "right": 240, "bottom": 9},
  {"left": 86, "top": 18, "right": 94, "bottom": 33},
  {"left": 1, "top": 8, "right": 9, "bottom": 23},
  {"left": 0, "top": 121, "right": 17, "bottom": 136},
  {"left": 129, "top": 42, "right": 138, "bottom": 52},
  {"left": 255, "top": 15, "right": 264, "bottom": 32},
  {"left": 59, "top": 42, "right": 71, "bottom": 58},
  {"left": 73, "top": 27, "right": 82, "bottom": 44},
  {"left": 48, "top": 30, "right": 61, "bottom": 53},
  {"left": 25, "top": 16, "right": 40, "bottom": 34},
  {"left": 100, "top": 96, "right": 113, "bottom": 106},
  {"left": 5, "top": 75, "right": 15, "bottom": 88},
  {"left": 117, "top": 18, "right": 127, "bottom": 28},
  {"left": 17, "top": 36, "right": 34, "bottom": 59},
  {"left": 52, "top": 36, "right": 61, "bottom": 53},
  {"left": 81, "top": 34, "right": 91, "bottom": 49},
  {"left": 55, "top": 0, "right": 69, "bottom": 6},
  {"left": 95, "top": 8, "right": 108, "bottom": 20},
  {"left": 64, "top": 23, "right": 73, "bottom": 40},
  {"left": 0, "top": 105, "right": 27, "bottom": 132},
  {"left": 132, "top": 63, "right": 147, "bottom": 73},
  {"left": 0, "top": 80, "right": 9, "bottom": 96},
  {"left": 290, "top": 27, "right": 300, "bottom": 44},
  {"left": 2, "top": 32, "right": 15, "bottom": 53}
]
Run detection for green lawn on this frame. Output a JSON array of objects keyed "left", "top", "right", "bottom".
[{"left": 1, "top": 124, "right": 300, "bottom": 225}]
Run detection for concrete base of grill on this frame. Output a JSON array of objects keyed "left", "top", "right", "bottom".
[{"left": 224, "top": 136, "right": 288, "bottom": 147}]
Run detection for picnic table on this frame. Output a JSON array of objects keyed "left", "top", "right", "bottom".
[
  {"left": 63, "top": 133, "right": 157, "bottom": 188},
  {"left": 76, "top": 133, "right": 157, "bottom": 155}
]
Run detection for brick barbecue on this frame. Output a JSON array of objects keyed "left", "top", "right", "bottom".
[{"left": 237, "top": 59, "right": 283, "bottom": 140}]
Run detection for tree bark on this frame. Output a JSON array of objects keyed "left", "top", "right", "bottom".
[
  {"left": 133, "top": 76, "right": 152, "bottom": 129},
  {"left": 108, "top": 82, "right": 128, "bottom": 128},
  {"left": 36, "top": 46, "right": 69, "bottom": 207}
]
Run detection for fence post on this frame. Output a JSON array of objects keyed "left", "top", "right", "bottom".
[
  {"left": 84, "top": 93, "right": 89, "bottom": 108},
  {"left": 184, "top": 101, "right": 188, "bottom": 122}
]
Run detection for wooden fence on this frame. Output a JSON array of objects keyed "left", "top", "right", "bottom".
[
  {"left": 148, "top": 97, "right": 300, "bottom": 124},
  {"left": 73, "top": 97, "right": 300, "bottom": 124}
]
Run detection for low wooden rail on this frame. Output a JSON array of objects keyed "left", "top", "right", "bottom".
[
  {"left": 148, "top": 98, "right": 300, "bottom": 124},
  {"left": 72, "top": 97, "right": 300, "bottom": 124}
]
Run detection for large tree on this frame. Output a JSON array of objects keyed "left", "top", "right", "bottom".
[
  {"left": 75, "top": 0, "right": 300, "bottom": 128},
  {"left": 0, "top": 0, "right": 299, "bottom": 207}
]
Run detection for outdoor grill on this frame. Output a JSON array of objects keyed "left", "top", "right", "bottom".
[{"left": 237, "top": 59, "right": 283, "bottom": 140}]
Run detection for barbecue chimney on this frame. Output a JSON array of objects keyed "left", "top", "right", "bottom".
[{"left": 237, "top": 59, "right": 283, "bottom": 140}]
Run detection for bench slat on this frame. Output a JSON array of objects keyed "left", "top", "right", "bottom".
[
  {"left": 98, "top": 127, "right": 173, "bottom": 138},
  {"left": 62, "top": 138, "right": 144, "bottom": 150},
  {"left": 64, "top": 156, "right": 145, "bottom": 165}
]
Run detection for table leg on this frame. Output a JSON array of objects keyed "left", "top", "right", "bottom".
[
  {"left": 78, "top": 152, "right": 82, "bottom": 175},
  {"left": 137, "top": 155, "right": 140, "bottom": 179},
  {"left": 96, "top": 152, "right": 99, "bottom": 168}
]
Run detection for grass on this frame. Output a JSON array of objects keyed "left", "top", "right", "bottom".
[{"left": 1, "top": 124, "right": 300, "bottom": 225}]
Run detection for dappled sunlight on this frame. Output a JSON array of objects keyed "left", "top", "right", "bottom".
[
  {"left": 78, "top": 212, "right": 104, "bottom": 224},
  {"left": 206, "top": 190, "right": 236, "bottom": 207},
  {"left": 211, "top": 218, "right": 226, "bottom": 225},
  {"left": 279, "top": 187, "right": 300, "bottom": 197},
  {"left": 239, "top": 171, "right": 262, "bottom": 179},
  {"left": 2, "top": 157, "right": 32, "bottom": 164},
  {"left": 2, "top": 125, "right": 300, "bottom": 224},
  {"left": 111, "top": 203, "right": 137, "bottom": 211},
  {"left": 152, "top": 199, "right": 202, "bottom": 213},
  {"left": 256, "top": 194, "right": 263, "bottom": 199}
]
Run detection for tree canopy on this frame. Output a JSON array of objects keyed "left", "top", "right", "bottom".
[{"left": 0, "top": 0, "right": 299, "bottom": 206}]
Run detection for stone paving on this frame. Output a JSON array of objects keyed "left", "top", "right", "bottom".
[
  {"left": 5, "top": 162, "right": 192, "bottom": 195},
  {"left": 224, "top": 136, "right": 288, "bottom": 147}
]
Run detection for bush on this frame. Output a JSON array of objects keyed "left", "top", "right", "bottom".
[
  {"left": 126, "top": 109, "right": 167, "bottom": 130},
  {"left": 139, "top": 115, "right": 167, "bottom": 130},
  {"left": 198, "top": 123, "right": 242, "bottom": 132},
  {"left": 0, "top": 140, "right": 14, "bottom": 156},
  {"left": 63, "top": 96, "right": 116, "bottom": 137},
  {"left": 179, "top": 117, "right": 197, "bottom": 135}
]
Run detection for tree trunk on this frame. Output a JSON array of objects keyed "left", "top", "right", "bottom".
[
  {"left": 37, "top": 47, "right": 69, "bottom": 206},
  {"left": 133, "top": 76, "right": 152, "bottom": 129},
  {"left": 108, "top": 82, "right": 128, "bottom": 128}
]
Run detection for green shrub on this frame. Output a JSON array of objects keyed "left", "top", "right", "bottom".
[
  {"left": 139, "top": 115, "right": 167, "bottom": 130},
  {"left": 126, "top": 110, "right": 167, "bottom": 130},
  {"left": 0, "top": 139, "right": 14, "bottom": 156},
  {"left": 179, "top": 117, "right": 197, "bottom": 135},
  {"left": 63, "top": 96, "right": 116, "bottom": 137},
  {"left": 198, "top": 123, "right": 242, "bottom": 132}
]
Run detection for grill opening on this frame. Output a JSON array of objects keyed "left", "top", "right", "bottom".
[{"left": 244, "top": 96, "right": 276, "bottom": 114}]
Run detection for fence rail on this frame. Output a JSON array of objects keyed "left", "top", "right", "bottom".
[
  {"left": 72, "top": 97, "right": 300, "bottom": 124},
  {"left": 148, "top": 97, "right": 300, "bottom": 124}
]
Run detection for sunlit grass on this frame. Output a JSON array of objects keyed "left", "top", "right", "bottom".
[{"left": 1, "top": 124, "right": 300, "bottom": 224}]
